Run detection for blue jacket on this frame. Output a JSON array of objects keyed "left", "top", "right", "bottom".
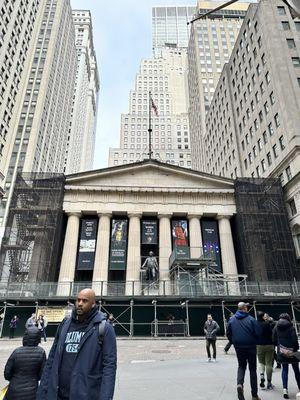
[
  {"left": 36, "top": 310, "right": 117, "bottom": 400},
  {"left": 226, "top": 311, "right": 261, "bottom": 348}
]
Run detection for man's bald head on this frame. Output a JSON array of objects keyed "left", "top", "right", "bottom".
[{"left": 76, "top": 288, "right": 96, "bottom": 320}]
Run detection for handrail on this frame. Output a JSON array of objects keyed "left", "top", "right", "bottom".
[{"left": 0, "top": 280, "right": 298, "bottom": 299}]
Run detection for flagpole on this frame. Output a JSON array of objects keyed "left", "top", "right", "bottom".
[{"left": 148, "top": 91, "right": 152, "bottom": 160}]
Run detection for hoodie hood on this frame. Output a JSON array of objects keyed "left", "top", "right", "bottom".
[
  {"left": 277, "top": 318, "right": 292, "bottom": 331},
  {"left": 235, "top": 311, "right": 249, "bottom": 319},
  {"left": 23, "top": 326, "right": 41, "bottom": 347}
]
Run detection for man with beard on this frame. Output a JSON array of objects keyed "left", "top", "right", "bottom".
[{"left": 37, "top": 288, "right": 117, "bottom": 400}]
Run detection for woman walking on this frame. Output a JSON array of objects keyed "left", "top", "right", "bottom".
[
  {"left": 256, "top": 311, "right": 275, "bottom": 390},
  {"left": 4, "top": 327, "right": 46, "bottom": 400},
  {"left": 273, "top": 313, "right": 300, "bottom": 399}
]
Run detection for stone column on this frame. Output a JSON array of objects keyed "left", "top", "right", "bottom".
[
  {"left": 218, "top": 215, "right": 239, "bottom": 295},
  {"left": 126, "top": 213, "right": 142, "bottom": 296},
  {"left": 57, "top": 212, "right": 81, "bottom": 296},
  {"left": 188, "top": 214, "right": 203, "bottom": 259},
  {"left": 158, "top": 214, "right": 172, "bottom": 295},
  {"left": 92, "top": 212, "right": 111, "bottom": 296}
]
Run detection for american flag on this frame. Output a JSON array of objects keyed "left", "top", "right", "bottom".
[{"left": 151, "top": 98, "right": 159, "bottom": 117}]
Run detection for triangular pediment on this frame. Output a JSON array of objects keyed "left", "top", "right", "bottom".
[{"left": 65, "top": 160, "right": 234, "bottom": 192}]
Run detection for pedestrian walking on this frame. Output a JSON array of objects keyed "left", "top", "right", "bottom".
[
  {"left": 226, "top": 302, "right": 261, "bottom": 400},
  {"left": 25, "top": 313, "right": 36, "bottom": 329},
  {"left": 204, "top": 314, "right": 220, "bottom": 362},
  {"left": 9, "top": 316, "right": 19, "bottom": 339},
  {"left": 4, "top": 326, "right": 46, "bottom": 400},
  {"left": 256, "top": 311, "right": 275, "bottom": 390},
  {"left": 37, "top": 288, "right": 117, "bottom": 400},
  {"left": 37, "top": 315, "right": 47, "bottom": 342},
  {"left": 273, "top": 313, "right": 300, "bottom": 399},
  {"left": 224, "top": 312, "right": 234, "bottom": 354}
]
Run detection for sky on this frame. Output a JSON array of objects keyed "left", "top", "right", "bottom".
[{"left": 70, "top": 0, "right": 196, "bottom": 169}]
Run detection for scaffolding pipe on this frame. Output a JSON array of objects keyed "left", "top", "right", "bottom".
[
  {"left": 291, "top": 302, "right": 298, "bottom": 335},
  {"left": 221, "top": 301, "right": 227, "bottom": 337},
  {"left": 153, "top": 300, "right": 158, "bottom": 337},
  {"left": 185, "top": 301, "right": 190, "bottom": 337},
  {"left": 253, "top": 301, "right": 257, "bottom": 319},
  {"left": 130, "top": 300, "right": 134, "bottom": 337},
  {"left": 0, "top": 302, "right": 7, "bottom": 338}
]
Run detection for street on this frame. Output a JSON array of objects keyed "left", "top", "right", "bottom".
[{"left": 0, "top": 338, "right": 299, "bottom": 399}]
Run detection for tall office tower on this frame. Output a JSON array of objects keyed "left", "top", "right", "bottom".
[
  {"left": 0, "top": 0, "right": 77, "bottom": 226},
  {"left": 64, "top": 10, "right": 100, "bottom": 175},
  {"left": 188, "top": 1, "right": 251, "bottom": 171},
  {"left": 0, "top": 0, "right": 41, "bottom": 196},
  {"left": 152, "top": 6, "right": 195, "bottom": 52},
  {"left": 204, "top": 0, "right": 300, "bottom": 254},
  {"left": 109, "top": 48, "right": 192, "bottom": 168}
]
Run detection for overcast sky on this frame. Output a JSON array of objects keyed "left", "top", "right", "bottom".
[{"left": 70, "top": 0, "right": 196, "bottom": 169}]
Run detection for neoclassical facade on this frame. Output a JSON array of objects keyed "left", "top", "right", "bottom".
[{"left": 57, "top": 160, "right": 238, "bottom": 295}]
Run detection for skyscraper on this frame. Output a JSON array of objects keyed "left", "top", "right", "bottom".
[
  {"left": 108, "top": 48, "right": 192, "bottom": 168},
  {"left": 187, "top": 1, "right": 251, "bottom": 171},
  {"left": 64, "top": 10, "right": 100, "bottom": 175},
  {"left": 0, "top": 0, "right": 77, "bottom": 226},
  {"left": 0, "top": 0, "right": 41, "bottom": 195},
  {"left": 152, "top": 6, "right": 195, "bottom": 52},
  {"left": 203, "top": 0, "right": 300, "bottom": 255}
]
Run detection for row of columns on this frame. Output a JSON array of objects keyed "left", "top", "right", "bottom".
[{"left": 58, "top": 212, "right": 238, "bottom": 293}]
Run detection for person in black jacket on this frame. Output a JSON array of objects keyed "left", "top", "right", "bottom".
[
  {"left": 273, "top": 313, "right": 300, "bottom": 399},
  {"left": 256, "top": 311, "right": 275, "bottom": 390},
  {"left": 204, "top": 314, "right": 220, "bottom": 362},
  {"left": 37, "top": 288, "right": 117, "bottom": 400},
  {"left": 4, "top": 326, "right": 46, "bottom": 400}
]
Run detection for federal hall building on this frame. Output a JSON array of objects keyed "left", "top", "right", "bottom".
[{"left": 0, "top": 160, "right": 299, "bottom": 336}]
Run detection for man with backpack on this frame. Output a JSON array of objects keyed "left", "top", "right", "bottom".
[{"left": 37, "top": 288, "right": 117, "bottom": 400}]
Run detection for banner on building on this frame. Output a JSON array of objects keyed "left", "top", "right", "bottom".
[
  {"left": 37, "top": 307, "right": 71, "bottom": 323},
  {"left": 109, "top": 219, "right": 128, "bottom": 270},
  {"left": 76, "top": 219, "right": 98, "bottom": 270},
  {"left": 172, "top": 220, "right": 190, "bottom": 258},
  {"left": 201, "top": 220, "right": 222, "bottom": 272},
  {"left": 141, "top": 220, "right": 158, "bottom": 245}
]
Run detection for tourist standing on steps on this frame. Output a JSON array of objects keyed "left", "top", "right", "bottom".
[
  {"left": 227, "top": 302, "right": 261, "bottom": 400},
  {"left": 256, "top": 311, "right": 275, "bottom": 390},
  {"left": 273, "top": 313, "right": 300, "bottom": 399},
  {"left": 204, "top": 314, "right": 220, "bottom": 362}
]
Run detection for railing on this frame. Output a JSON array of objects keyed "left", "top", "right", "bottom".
[
  {"left": 151, "top": 320, "right": 187, "bottom": 337},
  {"left": 0, "top": 280, "right": 299, "bottom": 299}
]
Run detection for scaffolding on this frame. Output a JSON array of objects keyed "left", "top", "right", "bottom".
[
  {"left": 0, "top": 172, "right": 65, "bottom": 283},
  {"left": 234, "top": 178, "right": 299, "bottom": 281}
]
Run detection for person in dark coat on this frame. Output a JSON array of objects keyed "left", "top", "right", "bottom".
[
  {"left": 226, "top": 302, "right": 261, "bottom": 400},
  {"left": 273, "top": 313, "right": 300, "bottom": 399},
  {"left": 4, "top": 327, "right": 46, "bottom": 400},
  {"left": 256, "top": 311, "right": 275, "bottom": 390},
  {"left": 9, "top": 316, "right": 19, "bottom": 339},
  {"left": 204, "top": 314, "right": 220, "bottom": 362},
  {"left": 37, "top": 288, "right": 117, "bottom": 400}
]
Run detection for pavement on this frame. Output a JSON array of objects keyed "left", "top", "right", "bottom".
[{"left": 0, "top": 338, "right": 299, "bottom": 399}]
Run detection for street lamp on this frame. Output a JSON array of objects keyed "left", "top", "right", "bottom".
[{"left": 188, "top": 0, "right": 300, "bottom": 24}]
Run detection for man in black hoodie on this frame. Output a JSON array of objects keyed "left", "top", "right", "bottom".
[
  {"left": 227, "top": 302, "right": 261, "bottom": 400},
  {"left": 37, "top": 288, "right": 117, "bottom": 400}
]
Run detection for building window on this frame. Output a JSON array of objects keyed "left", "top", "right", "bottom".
[
  {"left": 273, "top": 144, "right": 278, "bottom": 158},
  {"left": 263, "top": 131, "right": 267, "bottom": 144},
  {"left": 261, "top": 159, "right": 266, "bottom": 172},
  {"left": 265, "top": 72, "right": 271, "bottom": 84},
  {"left": 289, "top": 198, "right": 297, "bottom": 216},
  {"left": 282, "top": 21, "right": 290, "bottom": 31},
  {"left": 275, "top": 113, "right": 280, "bottom": 127},
  {"left": 279, "top": 135, "right": 285, "bottom": 150},
  {"left": 292, "top": 57, "right": 300, "bottom": 67},
  {"left": 267, "top": 152, "right": 272, "bottom": 165},
  {"left": 287, "top": 39, "right": 296, "bottom": 49},
  {"left": 277, "top": 6, "right": 286, "bottom": 15},
  {"left": 264, "top": 102, "right": 269, "bottom": 114},
  {"left": 268, "top": 122, "right": 274, "bottom": 136},
  {"left": 286, "top": 166, "right": 292, "bottom": 181},
  {"left": 258, "top": 139, "right": 262, "bottom": 151},
  {"left": 270, "top": 91, "right": 275, "bottom": 104},
  {"left": 295, "top": 22, "right": 300, "bottom": 32}
]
